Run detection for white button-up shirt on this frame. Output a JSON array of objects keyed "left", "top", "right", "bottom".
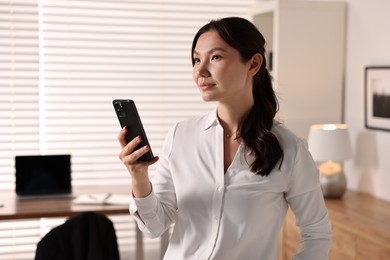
[{"left": 130, "top": 110, "right": 332, "bottom": 260}]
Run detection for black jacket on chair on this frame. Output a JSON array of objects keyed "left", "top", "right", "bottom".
[{"left": 35, "top": 212, "right": 120, "bottom": 260}]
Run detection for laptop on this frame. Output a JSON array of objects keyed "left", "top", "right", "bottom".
[{"left": 15, "top": 154, "right": 72, "bottom": 199}]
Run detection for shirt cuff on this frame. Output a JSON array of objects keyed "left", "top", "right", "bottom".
[{"left": 129, "top": 188, "right": 158, "bottom": 217}]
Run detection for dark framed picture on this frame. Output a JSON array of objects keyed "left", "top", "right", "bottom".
[{"left": 365, "top": 66, "right": 390, "bottom": 131}]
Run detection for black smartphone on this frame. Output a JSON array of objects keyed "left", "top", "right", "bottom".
[{"left": 113, "top": 99, "right": 154, "bottom": 162}]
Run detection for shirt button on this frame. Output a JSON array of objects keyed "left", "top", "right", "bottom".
[{"left": 217, "top": 186, "right": 223, "bottom": 192}]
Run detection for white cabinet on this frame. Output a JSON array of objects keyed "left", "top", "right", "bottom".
[{"left": 251, "top": 0, "right": 347, "bottom": 138}]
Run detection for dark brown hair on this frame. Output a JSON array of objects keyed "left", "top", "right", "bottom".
[{"left": 191, "top": 17, "right": 283, "bottom": 176}]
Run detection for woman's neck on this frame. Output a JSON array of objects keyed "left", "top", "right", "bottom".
[{"left": 217, "top": 100, "right": 253, "bottom": 134}]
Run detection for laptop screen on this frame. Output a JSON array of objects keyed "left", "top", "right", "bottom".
[{"left": 15, "top": 154, "right": 72, "bottom": 196}]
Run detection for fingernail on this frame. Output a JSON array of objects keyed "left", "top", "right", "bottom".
[{"left": 144, "top": 145, "right": 149, "bottom": 151}]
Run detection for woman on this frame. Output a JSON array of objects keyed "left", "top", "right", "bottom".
[{"left": 118, "top": 17, "right": 332, "bottom": 260}]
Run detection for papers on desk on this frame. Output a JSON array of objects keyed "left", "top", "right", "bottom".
[{"left": 73, "top": 193, "right": 129, "bottom": 205}]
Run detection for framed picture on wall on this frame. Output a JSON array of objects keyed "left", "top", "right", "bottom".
[{"left": 365, "top": 66, "right": 390, "bottom": 131}]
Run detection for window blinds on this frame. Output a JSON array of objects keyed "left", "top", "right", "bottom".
[
  {"left": 0, "top": 0, "right": 254, "bottom": 259},
  {"left": 39, "top": 0, "right": 253, "bottom": 187},
  {"left": 0, "top": 0, "right": 40, "bottom": 190},
  {"left": 1, "top": 0, "right": 254, "bottom": 189}
]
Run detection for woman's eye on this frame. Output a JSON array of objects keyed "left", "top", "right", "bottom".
[
  {"left": 193, "top": 57, "right": 200, "bottom": 64},
  {"left": 211, "top": 55, "right": 221, "bottom": 61}
]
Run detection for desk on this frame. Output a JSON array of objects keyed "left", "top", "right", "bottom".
[
  {"left": 0, "top": 186, "right": 146, "bottom": 260},
  {"left": 0, "top": 186, "right": 132, "bottom": 220}
]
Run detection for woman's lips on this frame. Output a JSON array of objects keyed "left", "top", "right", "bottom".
[{"left": 199, "top": 83, "right": 216, "bottom": 90}]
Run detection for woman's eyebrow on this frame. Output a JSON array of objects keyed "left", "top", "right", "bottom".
[{"left": 193, "top": 47, "right": 228, "bottom": 55}]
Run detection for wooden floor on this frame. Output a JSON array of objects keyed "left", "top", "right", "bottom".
[{"left": 279, "top": 190, "right": 390, "bottom": 260}]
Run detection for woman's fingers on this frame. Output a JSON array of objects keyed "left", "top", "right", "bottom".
[
  {"left": 122, "top": 144, "right": 148, "bottom": 164},
  {"left": 117, "top": 127, "right": 159, "bottom": 177},
  {"left": 118, "top": 131, "right": 154, "bottom": 163},
  {"left": 119, "top": 136, "right": 141, "bottom": 159},
  {"left": 117, "top": 126, "right": 129, "bottom": 147}
]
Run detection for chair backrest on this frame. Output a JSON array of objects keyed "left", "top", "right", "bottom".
[{"left": 35, "top": 212, "right": 120, "bottom": 260}]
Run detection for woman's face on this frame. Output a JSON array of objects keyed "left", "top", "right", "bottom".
[{"left": 192, "top": 30, "right": 253, "bottom": 103}]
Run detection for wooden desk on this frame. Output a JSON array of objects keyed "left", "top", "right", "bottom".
[
  {"left": 0, "top": 186, "right": 145, "bottom": 260},
  {"left": 0, "top": 186, "right": 131, "bottom": 220},
  {"left": 279, "top": 190, "right": 390, "bottom": 260}
]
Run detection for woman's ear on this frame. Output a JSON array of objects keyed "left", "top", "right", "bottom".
[{"left": 248, "top": 53, "right": 262, "bottom": 76}]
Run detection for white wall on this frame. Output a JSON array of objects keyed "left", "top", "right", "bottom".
[
  {"left": 255, "top": 0, "right": 390, "bottom": 201},
  {"left": 344, "top": 0, "right": 390, "bottom": 201}
]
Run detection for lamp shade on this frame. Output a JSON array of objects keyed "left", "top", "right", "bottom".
[{"left": 308, "top": 124, "right": 352, "bottom": 162}]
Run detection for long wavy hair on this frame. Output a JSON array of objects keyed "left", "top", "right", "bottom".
[{"left": 191, "top": 17, "right": 284, "bottom": 176}]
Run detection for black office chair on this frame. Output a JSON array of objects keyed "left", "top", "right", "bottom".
[{"left": 35, "top": 211, "right": 120, "bottom": 260}]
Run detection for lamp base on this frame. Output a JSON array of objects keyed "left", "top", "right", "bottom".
[{"left": 319, "top": 171, "right": 346, "bottom": 198}]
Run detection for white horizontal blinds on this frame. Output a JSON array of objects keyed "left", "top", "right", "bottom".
[
  {"left": 0, "top": 0, "right": 40, "bottom": 190},
  {"left": 0, "top": 2, "right": 41, "bottom": 258},
  {"left": 1, "top": 1, "right": 255, "bottom": 259},
  {"left": 109, "top": 214, "right": 141, "bottom": 259},
  {"left": 39, "top": 0, "right": 253, "bottom": 186},
  {"left": 0, "top": 219, "right": 41, "bottom": 260}
]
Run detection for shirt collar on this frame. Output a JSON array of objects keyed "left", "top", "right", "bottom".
[{"left": 203, "top": 108, "right": 219, "bottom": 131}]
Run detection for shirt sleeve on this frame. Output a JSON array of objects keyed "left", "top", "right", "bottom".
[
  {"left": 128, "top": 124, "right": 178, "bottom": 238},
  {"left": 285, "top": 139, "right": 333, "bottom": 260}
]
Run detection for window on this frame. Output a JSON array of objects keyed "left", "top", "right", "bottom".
[{"left": 0, "top": 0, "right": 254, "bottom": 259}]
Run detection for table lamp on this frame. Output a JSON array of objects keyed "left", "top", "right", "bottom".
[{"left": 308, "top": 124, "right": 352, "bottom": 198}]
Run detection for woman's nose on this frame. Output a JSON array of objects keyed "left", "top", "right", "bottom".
[{"left": 197, "top": 62, "right": 210, "bottom": 77}]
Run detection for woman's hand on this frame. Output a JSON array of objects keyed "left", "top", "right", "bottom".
[{"left": 118, "top": 127, "right": 158, "bottom": 197}]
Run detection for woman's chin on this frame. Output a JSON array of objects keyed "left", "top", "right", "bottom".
[{"left": 200, "top": 94, "right": 216, "bottom": 102}]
